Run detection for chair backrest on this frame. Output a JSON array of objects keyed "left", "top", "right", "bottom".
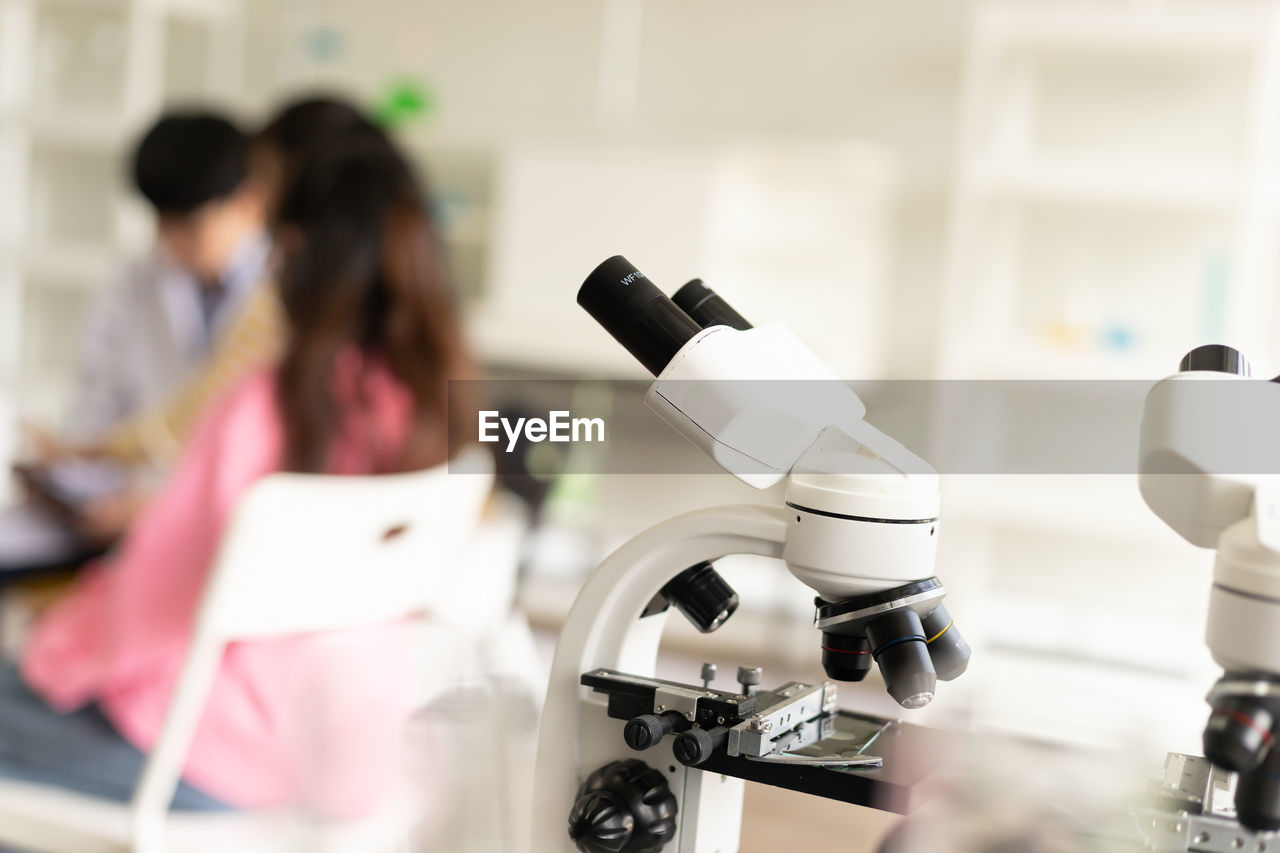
[
  {"left": 132, "top": 446, "right": 495, "bottom": 852},
  {"left": 198, "top": 444, "right": 494, "bottom": 640}
]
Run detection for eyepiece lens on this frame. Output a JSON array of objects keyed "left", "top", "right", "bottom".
[
  {"left": 671, "top": 279, "right": 753, "bottom": 331},
  {"left": 577, "top": 255, "right": 702, "bottom": 376}
]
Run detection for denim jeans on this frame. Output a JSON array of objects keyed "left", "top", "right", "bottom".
[{"left": 0, "top": 664, "right": 228, "bottom": 810}]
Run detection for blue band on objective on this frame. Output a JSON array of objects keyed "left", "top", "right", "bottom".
[{"left": 873, "top": 635, "right": 925, "bottom": 658}]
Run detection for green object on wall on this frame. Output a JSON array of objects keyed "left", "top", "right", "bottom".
[{"left": 374, "top": 79, "right": 435, "bottom": 129}]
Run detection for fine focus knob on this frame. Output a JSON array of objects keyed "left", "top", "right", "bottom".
[
  {"left": 1179, "top": 344, "right": 1251, "bottom": 377},
  {"left": 568, "top": 760, "right": 678, "bottom": 853}
]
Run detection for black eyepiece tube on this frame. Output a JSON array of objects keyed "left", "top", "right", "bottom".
[
  {"left": 672, "top": 279, "right": 753, "bottom": 331},
  {"left": 577, "top": 255, "right": 702, "bottom": 376}
]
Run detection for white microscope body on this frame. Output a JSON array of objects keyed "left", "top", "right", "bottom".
[
  {"left": 1139, "top": 344, "right": 1280, "bottom": 833},
  {"left": 532, "top": 257, "right": 969, "bottom": 853}
]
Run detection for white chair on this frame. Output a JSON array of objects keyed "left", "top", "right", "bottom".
[{"left": 0, "top": 446, "right": 496, "bottom": 853}]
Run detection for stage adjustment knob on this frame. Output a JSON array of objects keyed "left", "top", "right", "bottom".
[
  {"left": 736, "top": 665, "right": 762, "bottom": 695},
  {"left": 568, "top": 759, "right": 678, "bottom": 853},
  {"left": 624, "top": 713, "right": 682, "bottom": 751},
  {"left": 673, "top": 726, "right": 729, "bottom": 767}
]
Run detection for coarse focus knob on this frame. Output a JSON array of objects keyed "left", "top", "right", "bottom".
[
  {"left": 568, "top": 760, "right": 678, "bottom": 853},
  {"left": 1179, "top": 344, "right": 1251, "bottom": 377},
  {"left": 661, "top": 563, "right": 739, "bottom": 633}
]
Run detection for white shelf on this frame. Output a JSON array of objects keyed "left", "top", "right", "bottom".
[
  {"left": 941, "top": 477, "right": 1194, "bottom": 547},
  {"left": 942, "top": 2, "right": 1280, "bottom": 382},
  {"left": 465, "top": 309, "right": 648, "bottom": 378},
  {"left": 977, "top": 157, "right": 1243, "bottom": 209},
  {"left": 146, "top": 0, "right": 240, "bottom": 23},
  {"left": 985, "top": 4, "right": 1267, "bottom": 53},
  {"left": 27, "top": 111, "right": 131, "bottom": 148},
  {"left": 0, "top": 110, "right": 129, "bottom": 148},
  {"left": 10, "top": 0, "right": 239, "bottom": 22},
  {"left": 22, "top": 242, "right": 114, "bottom": 284},
  {"left": 959, "top": 343, "right": 1174, "bottom": 380},
  {"left": 442, "top": 208, "right": 489, "bottom": 248},
  {"left": 0, "top": 0, "right": 245, "bottom": 445},
  {"left": 14, "top": 373, "right": 75, "bottom": 421}
]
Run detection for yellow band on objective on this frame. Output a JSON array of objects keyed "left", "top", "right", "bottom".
[{"left": 926, "top": 620, "right": 953, "bottom": 644}]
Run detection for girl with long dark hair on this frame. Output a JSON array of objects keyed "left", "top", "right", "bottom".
[{"left": 1, "top": 134, "right": 475, "bottom": 814}]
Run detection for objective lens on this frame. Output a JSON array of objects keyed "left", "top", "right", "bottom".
[
  {"left": 1236, "top": 740, "right": 1280, "bottom": 832},
  {"left": 671, "top": 279, "right": 753, "bottom": 331},
  {"left": 865, "top": 609, "right": 937, "bottom": 709},
  {"left": 821, "top": 631, "right": 872, "bottom": 682},
  {"left": 1204, "top": 697, "right": 1274, "bottom": 774},
  {"left": 921, "top": 604, "right": 970, "bottom": 682},
  {"left": 577, "top": 255, "right": 702, "bottom": 376}
]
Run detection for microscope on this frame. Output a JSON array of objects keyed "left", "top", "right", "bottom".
[
  {"left": 1136, "top": 344, "right": 1280, "bottom": 850},
  {"left": 531, "top": 256, "right": 970, "bottom": 852}
]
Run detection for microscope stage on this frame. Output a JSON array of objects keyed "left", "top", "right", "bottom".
[{"left": 698, "top": 711, "right": 944, "bottom": 815}]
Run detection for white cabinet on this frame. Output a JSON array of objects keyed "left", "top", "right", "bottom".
[
  {"left": 939, "top": 2, "right": 1280, "bottom": 381},
  {"left": 0, "top": 0, "right": 244, "bottom": 500},
  {"left": 928, "top": 0, "right": 1280, "bottom": 750},
  {"left": 475, "top": 135, "right": 899, "bottom": 378}
]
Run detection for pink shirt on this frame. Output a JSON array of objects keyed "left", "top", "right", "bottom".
[{"left": 22, "top": 359, "right": 422, "bottom": 815}]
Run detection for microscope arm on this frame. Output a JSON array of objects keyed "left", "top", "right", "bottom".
[{"left": 533, "top": 503, "right": 788, "bottom": 852}]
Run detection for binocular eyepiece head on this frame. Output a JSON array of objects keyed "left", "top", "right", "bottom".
[
  {"left": 577, "top": 255, "right": 753, "bottom": 377},
  {"left": 816, "top": 579, "right": 970, "bottom": 710}
]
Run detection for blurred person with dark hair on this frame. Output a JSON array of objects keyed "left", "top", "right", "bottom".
[
  {"left": 6, "top": 98, "right": 390, "bottom": 573},
  {"left": 253, "top": 94, "right": 381, "bottom": 219},
  {"left": 81, "top": 111, "right": 268, "bottom": 449},
  {"left": 48, "top": 96, "right": 389, "bottom": 472},
  {"left": 3, "top": 110, "right": 270, "bottom": 569},
  {"left": 0, "top": 136, "right": 475, "bottom": 815}
]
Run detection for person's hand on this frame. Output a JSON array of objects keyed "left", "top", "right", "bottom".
[
  {"left": 20, "top": 422, "right": 71, "bottom": 464},
  {"left": 19, "top": 422, "right": 107, "bottom": 464},
  {"left": 73, "top": 488, "right": 149, "bottom": 545}
]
